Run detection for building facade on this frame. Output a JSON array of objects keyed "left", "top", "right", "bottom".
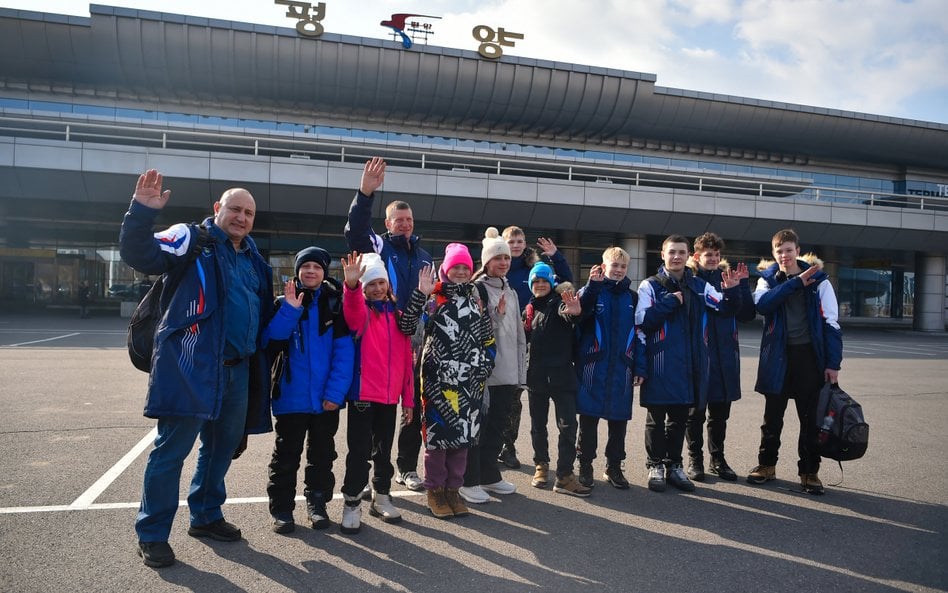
[{"left": 0, "top": 5, "right": 946, "bottom": 329}]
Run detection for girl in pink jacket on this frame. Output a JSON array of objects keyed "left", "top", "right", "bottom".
[{"left": 337, "top": 252, "right": 433, "bottom": 534}]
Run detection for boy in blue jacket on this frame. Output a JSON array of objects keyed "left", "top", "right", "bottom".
[
  {"left": 574, "top": 247, "right": 645, "bottom": 490},
  {"left": 747, "top": 229, "right": 843, "bottom": 495},
  {"left": 264, "top": 247, "right": 355, "bottom": 533},
  {"left": 636, "top": 235, "right": 743, "bottom": 493},
  {"left": 685, "top": 233, "right": 756, "bottom": 482}
]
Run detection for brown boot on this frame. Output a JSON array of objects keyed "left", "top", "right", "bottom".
[
  {"left": 532, "top": 463, "right": 549, "bottom": 488},
  {"left": 444, "top": 488, "right": 469, "bottom": 517},
  {"left": 426, "top": 488, "right": 453, "bottom": 519}
]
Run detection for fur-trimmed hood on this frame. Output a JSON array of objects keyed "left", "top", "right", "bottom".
[
  {"left": 686, "top": 258, "right": 733, "bottom": 273},
  {"left": 757, "top": 253, "right": 823, "bottom": 272}
]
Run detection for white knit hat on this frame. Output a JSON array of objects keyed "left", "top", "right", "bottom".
[
  {"left": 361, "top": 253, "right": 389, "bottom": 285},
  {"left": 480, "top": 226, "right": 511, "bottom": 266}
]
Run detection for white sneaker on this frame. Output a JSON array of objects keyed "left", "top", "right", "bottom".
[
  {"left": 481, "top": 479, "right": 516, "bottom": 495},
  {"left": 458, "top": 485, "right": 490, "bottom": 504},
  {"left": 395, "top": 471, "right": 424, "bottom": 491},
  {"left": 369, "top": 493, "right": 402, "bottom": 524},
  {"left": 340, "top": 496, "right": 362, "bottom": 535}
]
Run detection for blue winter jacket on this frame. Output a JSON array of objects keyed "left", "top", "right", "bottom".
[
  {"left": 635, "top": 267, "right": 741, "bottom": 408},
  {"left": 574, "top": 277, "right": 645, "bottom": 421},
  {"left": 692, "top": 263, "right": 757, "bottom": 403},
  {"left": 508, "top": 248, "right": 573, "bottom": 313},
  {"left": 344, "top": 190, "right": 433, "bottom": 310},
  {"left": 754, "top": 257, "right": 843, "bottom": 397},
  {"left": 118, "top": 200, "right": 275, "bottom": 433},
  {"left": 263, "top": 283, "right": 355, "bottom": 415}
]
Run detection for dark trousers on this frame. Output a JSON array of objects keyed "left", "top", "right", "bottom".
[
  {"left": 464, "top": 384, "right": 518, "bottom": 487},
  {"left": 501, "top": 389, "right": 525, "bottom": 453},
  {"left": 758, "top": 343, "right": 823, "bottom": 475},
  {"left": 267, "top": 410, "right": 340, "bottom": 516},
  {"left": 395, "top": 372, "right": 423, "bottom": 474},
  {"left": 685, "top": 401, "right": 732, "bottom": 461},
  {"left": 528, "top": 387, "right": 578, "bottom": 478},
  {"left": 577, "top": 414, "right": 628, "bottom": 467},
  {"left": 341, "top": 402, "right": 398, "bottom": 498},
  {"left": 644, "top": 405, "right": 690, "bottom": 467}
]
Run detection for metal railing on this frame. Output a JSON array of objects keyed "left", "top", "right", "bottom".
[{"left": 2, "top": 112, "right": 946, "bottom": 212}]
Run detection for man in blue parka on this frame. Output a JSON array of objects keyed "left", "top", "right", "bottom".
[
  {"left": 684, "top": 233, "right": 756, "bottom": 482},
  {"left": 574, "top": 247, "right": 646, "bottom": 491},
  {"left": 345, "top": 157, "right": 433, "bottom": 492},
  {"left": 635, "top": 235, "right": 743, "bottom": 494},
  {"left": 120, "top": 169, "right": 274, "bottom": 568},
  {"left": 747, "top": 228, "right": 843, "bottom": 495}
]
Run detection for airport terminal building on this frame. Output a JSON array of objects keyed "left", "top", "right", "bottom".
[{"left": 0, "top": 5, "right": 946, "bottom": 330}]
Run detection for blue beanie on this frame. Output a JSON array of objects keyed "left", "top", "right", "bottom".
[{"left": 528, "top": 262, "right": 556, "bottom": 289}]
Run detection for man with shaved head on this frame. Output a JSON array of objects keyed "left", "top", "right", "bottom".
[{"left": 119, "top": 170, "right": 274, "bottom": 568}]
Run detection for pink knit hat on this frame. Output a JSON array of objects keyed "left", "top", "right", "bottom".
[{"left": 439, "top": 243, "right": 474, "bottom": 281}]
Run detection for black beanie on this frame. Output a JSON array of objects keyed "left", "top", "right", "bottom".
[{"left": 295, "top": 246, "right": 331, "bottom": 277}]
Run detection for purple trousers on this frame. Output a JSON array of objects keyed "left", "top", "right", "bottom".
[{"left": 422, "top": 448, "right": 468, "bottom": 489}]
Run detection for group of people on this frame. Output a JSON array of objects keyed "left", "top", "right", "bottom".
[{"left": 120, "top": 158, "right": 843, "bottom": 569}]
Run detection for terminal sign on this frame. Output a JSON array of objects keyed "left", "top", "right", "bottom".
[
  {"left": 472, "top": 25, "right": 524, "bottom": 58},
  {"left": 275, "top": 1, "right": 326, "bottom": 37}
]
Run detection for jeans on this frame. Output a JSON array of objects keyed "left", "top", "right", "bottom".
[
  {"left": 685, "top": 401, "right": 733, "bottom": 461},
  {"left": 464, "top": 384, "right": 517, "bottom": 487},
  {"left": 341, "top": 401, "right": 398, "bottom": 498},
  {"left": 395, "top": 372, "right": 423, "bottom": 474},
  {"left": 528, "top": 387, "right": 578, "bottom": 478},
  {"left": 135, "top": 360, "right": 249, "bottom": 543},
  {"left": 644, "top": 404, "right": 690, "bottom": 467},
  {"left": 267, "top": 410, "right": 340, "bottom": 517},
  {"left": 577, "top": 415, "right": 628, "bottom": 467}
]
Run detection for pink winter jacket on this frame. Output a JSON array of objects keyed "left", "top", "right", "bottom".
[{"left": 343, "top": 283, "right": 414, "bottom": 407}]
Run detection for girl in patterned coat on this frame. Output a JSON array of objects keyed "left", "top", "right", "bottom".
[{"left": 401, "top": 242, "right": 496, "bottom": 519}]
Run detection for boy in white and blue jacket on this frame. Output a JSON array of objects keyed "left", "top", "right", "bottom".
[
  {"left": 264, "top": 247, "right": 354, "bottom": 533},
  {"left": 635, "top": 235, "right": 743, "bottom": 493},
  {"left": 747, "top": 229, "right": 842, "bottom": 495}
]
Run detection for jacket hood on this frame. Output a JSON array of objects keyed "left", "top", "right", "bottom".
[
  {"left": 757, "top": 253, "right": 824, "bottom": 272},
  {"left": 686, "top": 258, "right": 732, "bottom": 273}
]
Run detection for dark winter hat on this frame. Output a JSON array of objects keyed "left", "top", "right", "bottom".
[
  {"left": 528, "top": 262, "right": 556, "bottom": 289},
  {"left": 295, "top": 246, "right": 331, "bottom": 277}
]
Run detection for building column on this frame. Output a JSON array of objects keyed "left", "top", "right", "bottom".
[
  {"left": 914, "top": 254, "right": 947, "bottom": 332},
  {"left": 623, "top": 236, "right": 647, "bottom": 284}
]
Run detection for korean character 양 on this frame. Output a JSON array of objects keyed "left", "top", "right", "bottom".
[
  {"left": 472, "top": 25, "right": 524, "bottom": 59},
  {"left": 275, "top": 0, "right": 326, "bottom": 37}
]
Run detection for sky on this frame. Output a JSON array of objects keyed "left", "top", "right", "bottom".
[{"left": 3, "top": 0, "right": 947, "bottom": 124}]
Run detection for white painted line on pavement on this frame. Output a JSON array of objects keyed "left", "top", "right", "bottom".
[
  {"left": 4, "top": 332, "right": 80, "bottom": 347},
  {"left": 69, "top": 427, "right": 158, "bottom": 509},
  {"left": 0, "top": 491, "right": 425, "bottom": 515}
]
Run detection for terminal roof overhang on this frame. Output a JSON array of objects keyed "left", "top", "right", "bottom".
[{"left": 1, "top": 4, "right": 946, "bottom": 171}]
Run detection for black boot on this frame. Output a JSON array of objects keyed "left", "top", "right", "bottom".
[{"left": 305, "top": 490, "right": 331, "bottom": 529}]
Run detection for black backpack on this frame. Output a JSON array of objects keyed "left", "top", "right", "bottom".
[
  {"left": 127, "top": 225, "right": 211, "bottom": 372},
  {"left": 815, "top": 382, "right": 869, "bottom": 462}
]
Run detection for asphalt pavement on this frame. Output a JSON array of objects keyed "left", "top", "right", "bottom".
[{"left": 0, "top": 312, "right": 946, "bottom": 593}]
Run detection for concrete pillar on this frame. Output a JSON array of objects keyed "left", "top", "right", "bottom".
[
  {"left": 913, "top": 254, "right": 947, "bottom": 332},
  {"left": 623, "top": 236, "right": 647, "bottom": 284}
]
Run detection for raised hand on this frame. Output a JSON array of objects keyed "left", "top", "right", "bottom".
[
  {"left": 283, "top": 279, "right": 304, "bottom": 308},
  {"left": 360, "top": 157, "right": 386, "bottom": 196},
  {"left": 497, "top": 292, "right": 507, "bottom": 316},
  {"left": 799, "top": 265, "right": 820, "bottom": 287},
  {"left": 341, "top": 252, "right": 363, "bottom": 289},
  {"left": 588, "top": 264, "right": 604, "bottom": 282},
  {"left": 133, "top": 169, "right": 171, "bottom": 209},
  {"left": 734, "top": 262, "right": 749, "bottom": 281},
  {"left": 721, "top": 268, "right": 740, "bottom": 289},
  {"left": 417, "top": 263, "right": 437, "bottom": 296},
  {"left": 536, "top": 237, "right": 558, "bottom": 257},
  {"left": 561, "top": 290, "right": 581, "bottom": 315}
]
